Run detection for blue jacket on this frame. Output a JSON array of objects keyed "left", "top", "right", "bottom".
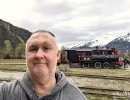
[{"left": 0, "top": 71, "right": 87, "bottom": 100}]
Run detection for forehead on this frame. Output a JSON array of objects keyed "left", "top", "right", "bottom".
[
  {"left": 30, "top": 32, "right": 53, "bottom": 39},
  {"left": 27, "top": 32, "right": 56, "bottom": 46}
]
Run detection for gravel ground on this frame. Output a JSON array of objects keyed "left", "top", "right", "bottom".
[
  {"left": 67, "top": 76, "right": 130, "bottom": 91},
  {"left": 0, "top": 71, "right": 130, "bottom": 91},
  {"left": 0, "top": 70, "right": 24, "bottom": 79}
]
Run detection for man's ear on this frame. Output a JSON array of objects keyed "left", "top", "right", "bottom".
[
  {"left": 25, "top": 52, "right": 26, "bottom": 58},
  {"left": 57, "top": 50, "right": 61, "bottom": 60}
]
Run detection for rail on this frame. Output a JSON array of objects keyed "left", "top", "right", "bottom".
[
  {"left": 66, "top": 73, "right": 130, "bottom": 81},
  {"left": 80, "top": 87, "right": 130, "bottom": 98},
  {"left": 0, "top": 78, "right": 129, "bottom": 99}
]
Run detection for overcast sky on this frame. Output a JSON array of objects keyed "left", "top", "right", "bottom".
[{"left": 0, "top": 0, "right": 130, "bottom": 47}]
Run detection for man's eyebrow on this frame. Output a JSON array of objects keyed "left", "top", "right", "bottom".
[
  {"left": 28, "top": 45, "right": 37, "bottom": 48},
  {"left": 28, "top": 42, "right": 52, "bottom": 47},
  {"left": 43, "top": 42, "right": 53, "bottom": 47}
]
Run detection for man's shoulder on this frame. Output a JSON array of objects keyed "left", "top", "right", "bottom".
[
  {"left": 0, "top": 80, "right": 21, "bottom": 95},
  {"left": 65, "top": 80, "right": 82, "bottom": 93},
  {"left": 0, "top": 79, "right": 26, "bottom": 100},
  {"left": 62, "top": 80, "right": 87, "bottom": 100}
]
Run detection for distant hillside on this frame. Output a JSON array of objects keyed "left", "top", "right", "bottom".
[{"left": 0, "top": 19, "right": 32, "bottom": 58}]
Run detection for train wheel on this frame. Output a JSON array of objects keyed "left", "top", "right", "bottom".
[
  {"left": 114, "top": 64, "right": 119, "bottom": 69},
  {"left": 95, "top": 62, "right": 101, "bottom": 68},
  {"left": 103, "top": 62, "right": 110, "bottom": 68}
]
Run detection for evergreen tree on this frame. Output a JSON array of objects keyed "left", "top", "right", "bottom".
[{"left": 15, "top": 41, "right": 25, "bottom": 58}]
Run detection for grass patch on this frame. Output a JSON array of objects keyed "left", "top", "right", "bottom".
[
  {"left": 0, "top": 59, "right": 26, "bottom": 71},
  {"left": 0, "top": 65, "right": 26, "bottom": 71},
  {"left": 62, "top": 68, "right": 130, "bottom": 78},
  {"left": 0, "top": 59, "right": 25, "bottom": 63}
]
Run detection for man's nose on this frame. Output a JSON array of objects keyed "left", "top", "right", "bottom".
[{"left": 35, "top": 49, "right": 45, "bottom": 58}]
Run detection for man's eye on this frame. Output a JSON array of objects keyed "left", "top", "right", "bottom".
[
  {"left": 43, "top": 47, "right": 50, "bottom": 51},
  {"left": 29, "top": 48, "right": 37, "bottom": 51},
  {"left": 44, "top": 47, "right": 50, "bottom": 50}
]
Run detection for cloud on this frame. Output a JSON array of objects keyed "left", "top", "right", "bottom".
[
  {"left": 34, "top": 1, "right": 74, "bottom": 16},
  {"left": 0, "top": 0, "right": 130, "bottom": 47},
  {"left": 0, "top": 0, "right": 34, "bottom": 21}
]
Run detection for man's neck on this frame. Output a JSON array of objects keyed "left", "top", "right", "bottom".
[{"left": 29, "top": 73, "right": 56, "bottom": 96}]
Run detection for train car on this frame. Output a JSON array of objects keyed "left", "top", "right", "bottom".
[{"left": 57, "top": 47, "right": 123, "bottom": 68}]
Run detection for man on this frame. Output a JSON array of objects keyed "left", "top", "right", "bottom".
[
  {"left": 0, "top": 30, "right": 87, "bottom": 100},
  {"left": 123, "top": 58, "right": 129, "bottom": 69}
]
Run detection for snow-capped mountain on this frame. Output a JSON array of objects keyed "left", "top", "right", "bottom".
[
  {"left": 85, "top": 36, "right": 115, "bottom": 47},
  {"left": 70, "top": 36, "right": 115, "bottom": 49},
  {"left": 65, "top": 33, "right": 130, "bottom": 52},
  {"left": 106, "top": 33, "right": 130, "bottom": 52},
  {"left": 62, "top": 42, "right": 85, "bottom": 49},
  {"left": 111, "top": 33, "right": 130, "bottom": 42}
]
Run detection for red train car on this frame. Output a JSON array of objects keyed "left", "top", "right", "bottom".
[{"left": 57, "top": 47, "right": 122, "bottom": 68}]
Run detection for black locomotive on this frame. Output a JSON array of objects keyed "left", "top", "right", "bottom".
[{"left": 58, "top": 47, "right": 123, "bottom": 68}]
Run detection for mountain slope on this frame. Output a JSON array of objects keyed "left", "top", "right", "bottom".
[
  {"left": 106, "top": 33, "right": 130, "bottom": 52},
  {"left": 0, "top": 19, "right": 32, "bottom": 57}
]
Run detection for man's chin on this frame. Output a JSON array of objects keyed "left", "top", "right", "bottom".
[{"left": 34, "top": 70, "right": 51, "bottom": 76}]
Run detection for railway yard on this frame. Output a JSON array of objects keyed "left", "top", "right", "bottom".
[{"left": 0, "top": 66, "right": 130, "bottom": 100}]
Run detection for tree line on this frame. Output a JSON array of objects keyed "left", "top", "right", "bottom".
[
  {"left": 0, "top": 40, "right": 25, "bottom": 59},
  {"left": 0, "top": 41, "right": 130, "bottom": 59}
]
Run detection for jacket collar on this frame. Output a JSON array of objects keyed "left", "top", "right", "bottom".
[{"left": 18, "top": 71, "right": 68, "bottom": 99}]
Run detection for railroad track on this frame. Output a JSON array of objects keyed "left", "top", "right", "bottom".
[
  {"left": 0, "top": 63, "right": 26, "bottom": 65},
  {"left": 0, "top": 68, "right": 130, "bottom": 81},
  {"left": 0, "top": 74, "right": 130, "bottom": 99},
  {"left": 0, "top": 78, "right": 12, "bottom": 82},
  {"left": 66, "top": 73, "right": 130, "bottom": 81},
  {"left": 0, "top": 68, "right": 26, "bottom": 72},
  {"left": 79, "top": 87, "right": 130, "bottom": 99},
  {"left": 1, "top": 78, "right": 127, "bottom": 99}
]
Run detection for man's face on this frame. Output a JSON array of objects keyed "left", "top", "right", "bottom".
[{"left": 25, "top": 32, "right": 60, "bottom": 76}]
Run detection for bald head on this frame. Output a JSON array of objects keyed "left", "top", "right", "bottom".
[
  {"left": 26, "top": 30, "right": 58, "bottom": 51},
  {"left": 32, "top": 30, "right": 55, "bottom": 37}
]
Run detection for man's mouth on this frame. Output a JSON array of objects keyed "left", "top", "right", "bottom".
[
  {"left": 34, "top": 62, "right": 47, "bottom": 64},
  {"left": 33, "top": 60, "right": 47, "bottom": 64}
]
